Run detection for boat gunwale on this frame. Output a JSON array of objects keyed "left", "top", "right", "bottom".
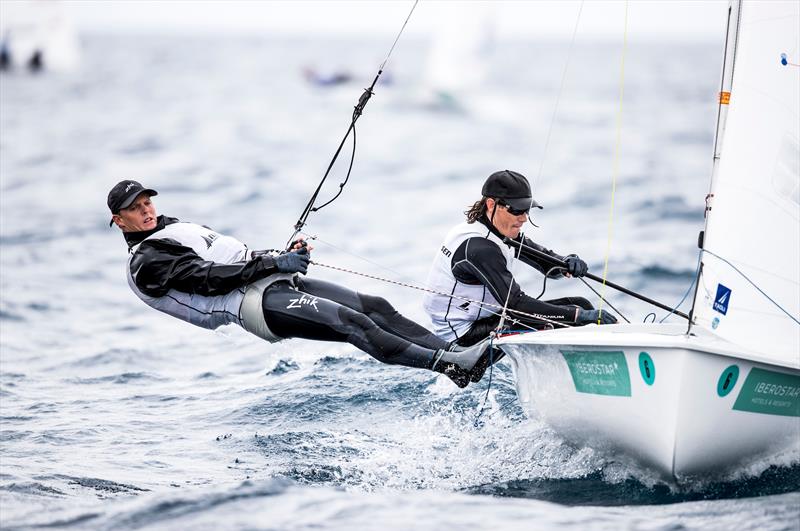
[{"left": 495, "top": 323, "right": 800, "bottom": 371}]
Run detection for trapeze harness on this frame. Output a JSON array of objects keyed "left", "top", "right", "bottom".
[{"left": 126, "top": 221, "right": 291, "bottom": 342}]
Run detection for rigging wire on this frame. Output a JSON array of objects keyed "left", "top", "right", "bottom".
[
  {"left": 495, "top": 221, "right": 526, "bottom": 334},
  {"left": 301, "top": 225, "right": 558, "bottom": 334},
  {"left": 486, "top": 0, "right": 587, "bottom": 342},
  {"left": 310, "top": 260, "right": 572, "bottom": 331},
  {"left": 306, "top": 124, "right": 358, "bottom": 213},
  {"left": 379, "top": 0, "right": 419, "bottom": 71},
  {"left": 597, "top": 0, "right": 628, "bottom": 324},
  {"left": 534, "top": 266, "right": 627, "bottom": 324},
  {"left": 533, "top": 264, "right": 629, "bottom": 323},
  {"left": 298, "top": 230, "right": 412, "bottom": 282},
  {"left": 702, "top": 249, "right": 800, "bottom": 325},
  {"left": 658, "top": 252, "right": 701, "bottom": 323},
  {"left": 285, "top": 0, "right": 420, "bottom": 248},
  {"left": 534, "top": 266, "right": 565, "bottom": 299},
  {"left": 302, "top": 227, "right": 539, "bottom": 330},
  {"left": 532, "top": 0, "right": 585, "bottom": 190},
  {"left": 577, "top": 277, "right": 631, "bottom": 323},
  {"left": 473, "top": 337, "right": 496, "bottom": 427}
]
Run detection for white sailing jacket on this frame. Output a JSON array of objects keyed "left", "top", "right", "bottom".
[
  {"left": 423, "top": 222, "right": 515, "bottom": 341},
  {"left": 125, "top": 220, "right": 291, "bottom": 340},
  {"left": 127, "top": 222, "right": 251, "bottom": 330}
]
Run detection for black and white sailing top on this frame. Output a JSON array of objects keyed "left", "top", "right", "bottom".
[
  {"left": 123, "top": 216, "right": 288, "bottom": 333},
  {"left": 423, "top": 216, "right": 579, "bottom": 341}
]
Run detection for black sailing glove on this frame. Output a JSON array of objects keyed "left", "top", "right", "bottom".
[
  {"left": 274, "top": 247, "right": 310, "bottom": 275},
  {"left": 564, "top": 254, "right": 588, "bottom": 277},
  {"left": 576, "top": 308, "right": 617, "bottom": 325},
  {"left": 288, "top": 239, "right": 308, "bottom": 251}
]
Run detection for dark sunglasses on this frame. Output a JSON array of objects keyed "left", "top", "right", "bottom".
[{"left": 497, "top": 200, "right": 530, "bottom": 216}]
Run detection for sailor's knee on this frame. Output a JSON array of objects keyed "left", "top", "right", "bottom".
[
  {"left": 358, "top": 293, "right": 395, "bottom": 316},
  {"left": 339, "top": 307, "right": 377, "bottom": 332},
  {"left": 574, "top": 297, "right": 594, "bottom": 310}
]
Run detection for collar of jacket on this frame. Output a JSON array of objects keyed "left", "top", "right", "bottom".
[
  {"left": 476, "top": 214, "right": 524, "bottom": 246},
  {"left": 123, "top": 215, "right": 180, "bottom": 250}
]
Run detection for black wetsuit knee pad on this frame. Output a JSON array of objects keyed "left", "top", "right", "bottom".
[
  {"left": 358, "top": 293, "right": 395, "bottom": 316},
  {"left": 338, "top": 306, "right": 377, "bottom": 332}
]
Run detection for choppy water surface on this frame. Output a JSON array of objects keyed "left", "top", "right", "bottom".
[{"left": 1, "top": 33, "right": 798, "bottom": 530}]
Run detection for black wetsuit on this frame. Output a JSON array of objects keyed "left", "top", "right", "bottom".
[
  {"left": 261, "top": 278, "right": 446, "bottom": 367},
  {"left": 124, "top": 216, "right": 447, "bottom": 369},
  {"left": 450, "top": 216, "right": 593, "bottom": 346}
]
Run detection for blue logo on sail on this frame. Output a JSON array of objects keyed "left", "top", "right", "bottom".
[{"left": 713, "top": 284, "right": 732, "bottom": 315}]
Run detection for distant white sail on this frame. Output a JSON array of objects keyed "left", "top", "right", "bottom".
[
  {"left": 0, "top": 0, "right": 80, "bottom": 72},
  {"left": 424, "top": 3, "right": 494, "bottom": 96},
  {"left": 692, "top": 1, "right": 800, "bottom": 364}
]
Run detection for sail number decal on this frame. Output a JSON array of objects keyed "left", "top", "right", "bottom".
[
  {"left": 733, "top": 368, "right": 800, "bottom": 417},
  {"left": 717, "top": 365, "right": 740, "bottom": 397},
  {"left": 639, "top": 352, "right": 656, "bottom": 386},
  {"left": 561, "top": 350, "right": 631, "bottom": 397}
]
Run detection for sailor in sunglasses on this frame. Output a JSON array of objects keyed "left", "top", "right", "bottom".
[
  {"left": 423, "top": 170, "right": 617, "bottom": 347},
  {"left": 108, "top": 180, "right": 493, "bottom": 388}
]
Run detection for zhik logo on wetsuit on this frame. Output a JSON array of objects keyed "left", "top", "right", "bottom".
[{"left": 287, "top": 294, "right": 319, "bottom": 312}]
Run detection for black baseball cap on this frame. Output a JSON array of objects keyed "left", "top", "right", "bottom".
[
  {"left": 107, "top": 180, "right": 158, "bottom": 226},
  {"left": 482, "top": 170, "right": 542, "bottom": 211}
]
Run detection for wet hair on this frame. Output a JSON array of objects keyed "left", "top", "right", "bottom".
[{"left": 465, "top": 197, "right": 489, "bottom": 223}]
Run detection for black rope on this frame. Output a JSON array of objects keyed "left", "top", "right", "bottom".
[
  {"left": 285, "top": 1, "right": 419, "bottom": 248},
  {"left": 473, "top": 338, "right": 496, "bottom": 427},
  {"left": 535, "top": 264, "right": 630, "bottom": 323},
  {"left": 535, "top": 265, "right": 565, "bottom": 299},
  {"left": 286, "top": 75, "right": 378, "bottom": 248},
  {"left": 311, "top": 117, "right": 358, "bottom": 213},
  {"left": 505, "top": 237, "right": 689, "bottom": 320},
  {"left": 578, "top": 276, "right": 630, "bottom": 323}
]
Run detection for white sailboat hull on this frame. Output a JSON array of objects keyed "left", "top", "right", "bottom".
[{"left": 498, "top": 324, "right": 800, "bottom": 479}]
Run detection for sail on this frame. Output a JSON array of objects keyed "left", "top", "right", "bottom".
[
  {"left": 0, "top": 0, "right": 80, "bottom": 72},
  {"left": 692, "top": 0, "right": 800, "bottom": 365}
]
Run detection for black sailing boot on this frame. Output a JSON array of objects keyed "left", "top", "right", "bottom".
[
  {"left": 430, "top": 357, "right": 472, "bottom": 388},
  {"left": 430, "top": 338, "right": 496, "bottom": 386}
]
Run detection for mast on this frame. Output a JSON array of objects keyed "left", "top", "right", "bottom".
[
  {"left": 686, "top": 0, "right": 799, "bottom": 363},
  {"left": 687, "top": 0, "right": 742, "bottom": 334}
]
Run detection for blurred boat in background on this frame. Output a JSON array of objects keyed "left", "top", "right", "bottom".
[{"left": 0, "top": 0, "right": 79, "bottom": 73}]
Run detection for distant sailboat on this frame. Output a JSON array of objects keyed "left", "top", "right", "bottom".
[
  {"left": 0, "top": 0, "right": 79, "bottom": 73},
  {"left": 496, "top": 0, "right": 800, "bottom": 479}
]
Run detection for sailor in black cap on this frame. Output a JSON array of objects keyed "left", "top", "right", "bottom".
[
  {"left": 108, "top": 180, "right": 492, "bottom": 388},
  {"left": 423, "top": 170, "right": 616, "bottom": 347}
]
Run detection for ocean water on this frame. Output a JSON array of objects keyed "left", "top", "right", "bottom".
[{"left": 1, "top": 33, "right": 798, "bottom": 530}]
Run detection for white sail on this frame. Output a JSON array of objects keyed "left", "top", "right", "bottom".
[
  {"left": 0, "top": 0, "right": 80, "bottom": 72},
  {"left": 692, "top": 0, "right": 800, "bottom": 365}
]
